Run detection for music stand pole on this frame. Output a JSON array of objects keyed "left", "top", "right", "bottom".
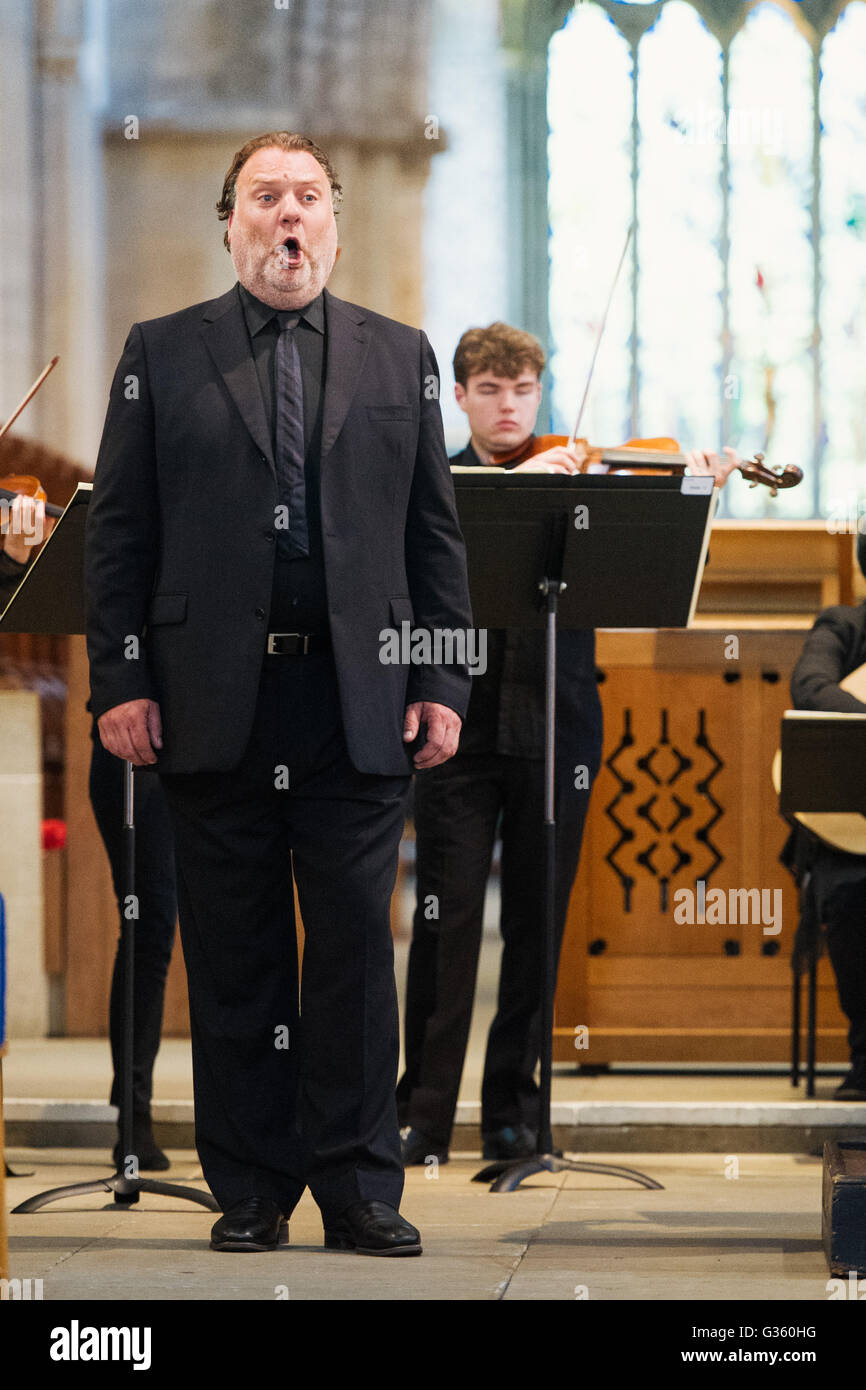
[{"left": 473, "top": 515, "right": 661, "bottom": 1192}]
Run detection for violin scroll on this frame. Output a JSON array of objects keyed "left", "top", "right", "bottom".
[{"left": 739, "top": 452, "right": 803, "bottom": 497}]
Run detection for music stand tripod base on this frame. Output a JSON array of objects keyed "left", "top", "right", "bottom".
[
  {"left": 13, "top": 1174, "right": 219, "bottom": 1214},
  {"left": 9, "top": 762, "right": 217, "bottom": 1218},
  {"left": 472, "top": 1154, "right": 664, "bottom": 1192}
]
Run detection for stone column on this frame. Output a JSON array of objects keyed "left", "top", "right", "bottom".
[
  {"left": 35, "top": 0, "right": 106, "bottom": 466},
  {"left": 0, "top": 1, "right": 38, "bottom": 425}
]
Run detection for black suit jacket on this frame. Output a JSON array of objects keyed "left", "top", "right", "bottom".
[
  {"left": 85, "top": 285, "right": 473, "bottom": 776},
  {"left": 790, "top": 601, "right": 866, "bottom": 712}
]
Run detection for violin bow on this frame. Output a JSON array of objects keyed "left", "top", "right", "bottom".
[
  {"left": 0, "top": 356, "right": 60, "bottom": 442},
  {"left": 567, "top": 225, "right": 633, "bottom": 450}
]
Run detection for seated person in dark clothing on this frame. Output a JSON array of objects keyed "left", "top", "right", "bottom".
[
  {"left": 397, "top": 322, "right": 739, "bottom": 1164},
  {"left": 2, "top": 489, "right": 176, "bottom": 1164},
  {"left": 789, "top": 532, "right": 866, "bottom": 1100}
]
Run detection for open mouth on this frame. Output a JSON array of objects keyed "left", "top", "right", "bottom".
[{"left": 277, "top": 237, "right": 302, "bottom": 267}]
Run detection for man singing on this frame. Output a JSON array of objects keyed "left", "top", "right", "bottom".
[{"left": 85, "top": 132, "right": 472, "bottom": 1255}]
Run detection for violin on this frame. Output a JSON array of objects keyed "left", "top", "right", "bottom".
[{"left": 490, "top": 433, "right": 804, "bottom": 496}]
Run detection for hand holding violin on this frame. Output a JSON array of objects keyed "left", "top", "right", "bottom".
[
  {"left": 682, "top": 446, "right": 742, "bottom": 490},
  {"left": 511, "top": 440, "right": 587, "bottom": 474}
]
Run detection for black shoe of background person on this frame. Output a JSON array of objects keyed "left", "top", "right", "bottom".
[
  {"left": 112, "top": 1119, "right": 170, "bottom": 1172},
  {"left": 400, "top": 1126, "right": 449, "bottom": 1166},
  {"left": 210, "top": 1197, "right": 289, "bottom": 1252},
  {"left": 833, "top": 1069, "right": 866, "bottom": 1101},
  {"left": 324, "top": 1200, "right": 422, "bottom": 1256},
  {"left": 481, "top": 1124, "right": 537, "bottom": 1160}
]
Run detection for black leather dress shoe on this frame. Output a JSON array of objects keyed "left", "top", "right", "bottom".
[
  {"left": 324, "top": 1200, "right": 422, "bottom": 1256},
  {"left": 210, "top": 1197, "right": 288, "bottom": 1252},
  {"left": 400, "top": 1126, "right": 449, "bottom": 1166},
  {"left": 834, "top": 1070, "right": 866, "bottom": 1101},
  {"left": 481, "top": 1124, "right": 536, "bottom": 1160}
]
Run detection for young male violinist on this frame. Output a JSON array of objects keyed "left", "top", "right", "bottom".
[{"left": 397, "top": 321, "right": 738, "bottom": 1164}]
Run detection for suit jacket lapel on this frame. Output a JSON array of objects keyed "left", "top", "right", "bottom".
[
  {"left": 201, "top": 286, "right": 274, "bottom": 466},
  {"left": 321, "top": 290, "right": 369, "bottom": 461}
]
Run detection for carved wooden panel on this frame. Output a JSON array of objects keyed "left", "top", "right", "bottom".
[{"left": 555, "top": 650, "right": 849, "bottom": 1063}]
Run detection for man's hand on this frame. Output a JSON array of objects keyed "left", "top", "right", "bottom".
[
  {"left": 684, "top": 446, "right": 741, "bottom": 490},
  {"left": 511, "top": 440, "right": 587, "bottom": 474},
  {"left": 403, "top": 700, "right": 462, "bottom": 769},
  {"left": 97, "top": 698, "right": 163, "bottom": 765}
]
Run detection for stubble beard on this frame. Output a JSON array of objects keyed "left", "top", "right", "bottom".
[{"left": 230, "top": 239, "right": 334, "bottom": 310}]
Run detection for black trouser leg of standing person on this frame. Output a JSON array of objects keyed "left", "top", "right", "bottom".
[
  {"left": 480, "top": 753, "right": 593, "bottom": 1139},
  {"left": 160, "top": 652, "right": 409, "bottom": 1222},
  {"left": 823, "top": 878, "right": 866, "bottom": 1075},
  {"left": 88, "top": 732, "right": 177, "bottom": 1153},
  {"left": 397, "top": 756, "right": 504, "bottom": 1149}
]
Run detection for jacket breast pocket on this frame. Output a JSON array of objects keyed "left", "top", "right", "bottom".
[
  {"left": 367, "top": 405, "right": 414, "bottom": 422},
  {"left": 147, "top": 593, "right": 187, "bottom": 625}
]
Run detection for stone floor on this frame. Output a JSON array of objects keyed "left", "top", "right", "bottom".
[
  {"left": 3, "top": 895, "right": 864, "bottom": 1314},
  {"left": 2, "top": 1149, "right": 836, "bottom": 1302}
]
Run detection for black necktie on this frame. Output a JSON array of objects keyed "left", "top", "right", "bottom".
[{"left": 274, "top": 310, "right": 309, "bottom": 558}]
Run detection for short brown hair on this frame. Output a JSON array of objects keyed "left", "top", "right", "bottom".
[
  {"left": 453, "top": 322, "right": 545, "bottom": 386},
  {"left": 216, "top": 132, "right": 343, "bottom": 251}
]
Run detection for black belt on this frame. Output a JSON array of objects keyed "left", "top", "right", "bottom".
[{"left": 266, "top": 631, "right": 330, "bottom": 656}]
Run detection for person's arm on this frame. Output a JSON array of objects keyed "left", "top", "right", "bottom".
[
  {"left": 402, "top": 332, "right": 474, "bottom": 767},
  {"left": 85, "top": 324, "right": 162, "bottom": 763},
  {"left": 791, "top": 606, "right": 866, "bottom": 713}
]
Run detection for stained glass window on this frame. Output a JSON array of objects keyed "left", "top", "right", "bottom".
[
  {"left": 548, "top": 0, "right": 866, "bottom": 520},
  {"left": 727, "top": 2, "right": 814, "bottom": 519},
  {"left": 548, "top": 4, "right": 633, "bottom": 444},
  {"left": 820, "top": 0, "right": 866, "bottom": 526},
  {"left": 637, "top": 1, "right": 723, "bottom": 449}
]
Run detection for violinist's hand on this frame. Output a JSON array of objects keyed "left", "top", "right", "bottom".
[
  {"left": 684, "top": 446, "right": 741, "bottom": 490},
  {"left": 512, "top": 440, "right": 587, "bottom": 474},
  {"left": 98, "top": 698, "right": 163, "bottom": 766},
  {"left": 0, "top": 493, "right": 51, "bottom": 563}
]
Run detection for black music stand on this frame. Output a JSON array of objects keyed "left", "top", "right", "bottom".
[
  {"left": 780, "top": 713, "right": 866, "bottom": 819},
  {"left": 1, "top": 484, "right": 216, "bottom": 1214},
  {"left": 452, "top": 470, "right": 716, "bottom": 1192},
  {"left": 780, "top": 711, "right": 866, "bottom": 1098}
]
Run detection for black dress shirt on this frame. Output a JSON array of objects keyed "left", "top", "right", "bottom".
[{"left": 238, "top": 283, "right": 328, "bottom": 633}]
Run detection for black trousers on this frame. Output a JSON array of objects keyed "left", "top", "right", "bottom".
[
  {"left": 397, "top": 750, "right": 594, "bottom": 1148},
  {"left": 159, "top": 651, "right": 410, "bottom": 1221},
  {"left": 823, "top": 877, "right": 866, "bottom": 1067},
  {"left": 88, "top": 732, "right": 176, "bottom": 1118}
]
